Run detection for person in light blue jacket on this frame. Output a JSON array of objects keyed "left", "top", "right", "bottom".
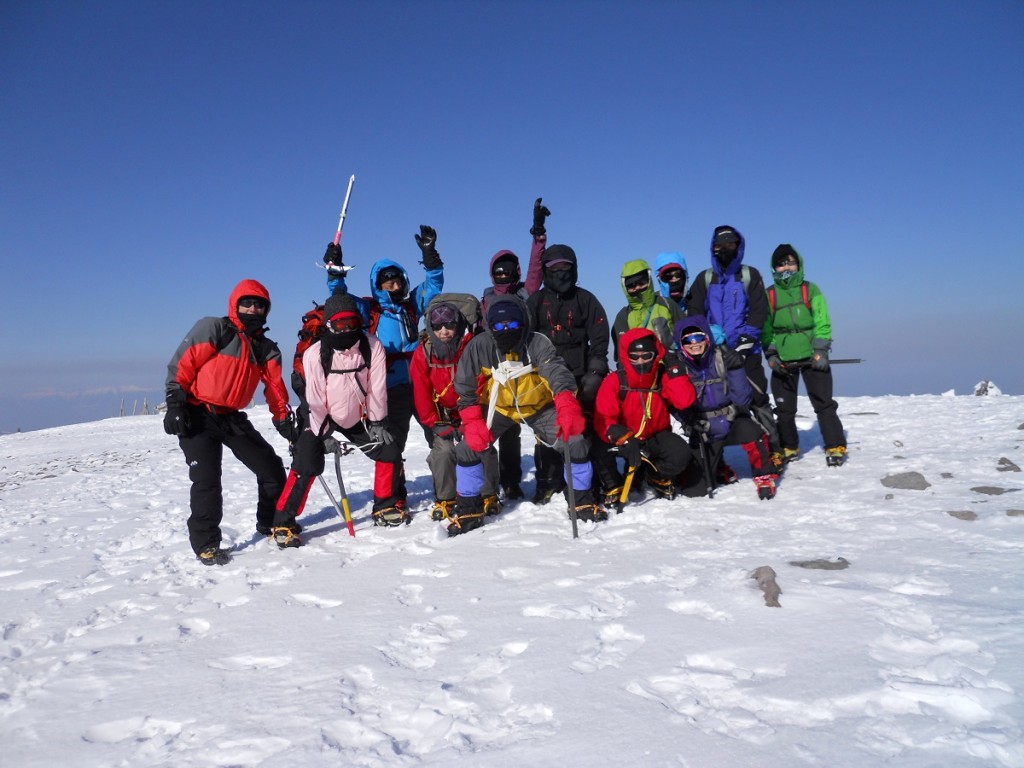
[{"left": 654, "top": 251, "right": 690, "bottom": 312}]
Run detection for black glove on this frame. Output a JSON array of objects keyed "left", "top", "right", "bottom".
[
  {"left": 323, "top": 242, "right": 343, "bottom": 269},
  {"left": 273, "top": 412, "right": 300, "bottom": 443},
  {"left": 367, "top": 419, "right": 394, "bottom": 445},
  {"left": 721, "top": 347, "right": 745, "bottom": 370},
  {"left": 811, "top": 339, "right": 830, "bottom": 371},
  {"left": 530, "top": 197, "right": 551, "bottom": 237},
  {"left": 415, "top": 225, "right": 442, "bottom": 269},
  {"left": 163, "top": 403, "right": 190, "bottom": 437},
  {"left": 618, "top": 437, "right": 642, "bottom": 469},
  {"left": 765, "top": 345, "right": 785, "bottom": 374},
  {"left": 734, "top": 333, "right": 757, "bottom": 355},
  {"left": 291, "top": 430, "right": 325, "bottom": 476},
  {"left": 580, "top": 370, "right": 604, "bottom": 403},
  {"left": 432, "top": 422, "right": 457, "bottom": 440}
]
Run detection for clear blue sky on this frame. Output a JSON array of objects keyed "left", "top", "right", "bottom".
[{"left": 2, "top": 0, "right": 1022, "bottom": 432}]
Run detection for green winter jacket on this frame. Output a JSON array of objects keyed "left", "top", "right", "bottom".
[
  {"left": 762, "top": 250, "right": 832, "bottom": 362},
  {"left": 611, "top": 259, "right": 684, "bottom": 360}
]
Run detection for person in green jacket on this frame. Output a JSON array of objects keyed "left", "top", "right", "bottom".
[
  {"left": 763, "top": 245, "right": 847, "bottom": 467},
  {"left": 611, "top": 259, "right": 685, "bottom": 362}
]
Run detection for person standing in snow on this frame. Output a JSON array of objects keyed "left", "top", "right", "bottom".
[
  {"left": 686, "top": 225, "right": 784, "bottom": 473},
  {"left": 763, "top": 244, "right": 848, "bottom": 467},
  {"left": 592, "top": 328, "right": 697, "bottom": 511},
  {"left": 479, "top": 198, "right": 548, "bottom": 501},
  {"left": 275, "top": 293, "right": 404, "bottom": 530},
  {"left": 525, "top": 241, "right": 611, "bottom": 505},
  {"left": 654, "top": 251, "right": 690, "bottom": 312},
  {"left": 611, "top": 259, "right": 686, "bottom": 359},
  {"left": 447, "top": 295, "right": 602, "bottom": 535},
  {"left": 164, "top": 279, "right": 297, "bottom": 565},
  {"left": 674, "top": 315, "right": 779, "bottom": 500},
  {"left": 321, "top": 226, "right": 444, "bottom": 522}
]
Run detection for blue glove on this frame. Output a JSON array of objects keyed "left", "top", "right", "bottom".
[{"left": 709, "top": 324, "right": 726, "bottom": 346}]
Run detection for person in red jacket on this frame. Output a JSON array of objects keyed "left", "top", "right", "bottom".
[
  {"left": 411, "top": 295, "right": 499, "bottom": 522},
  {"left": 592, "top": 328, "right": 697, "bottom": 510},
  {"left": 164, "top": 279, "right": 297, "bottom": 566}
]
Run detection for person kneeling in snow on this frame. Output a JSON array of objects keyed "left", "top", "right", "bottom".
[
  {"left": 592, "top": 328, "right": 697, "bottom": 511},
  {"left": 674, "top": 315, "right": 779, "bottom": 500},
  {"left": 448, "top": 295, "right": 601, "bottom": 536},
  {"left": 275, "top": 293, "right": 405, "bottom": 541}
]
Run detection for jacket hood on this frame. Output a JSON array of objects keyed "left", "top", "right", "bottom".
[
  {"left": 619, "top": 259, "right": 655, "bottom": 310},
  {"left": 488, "top": 249, "right": 522, "bottom": 295},
  {"left": 710, "top": 225, "right": 746, "bottom": 278},
  {"left": 483, "top": 294, "right": 532, "bottom": 355},
  {"left": 228, "top": 279, "right": 271, "bottom": 330},
  {"left": 423, "top": 298, "right": 471, "bottom": 362},
  {"left": 770, "top": 244, "right": 805, "bottom": 287},
  {"left": 654, "top": 251, "right": 689, "bottom": 299},
  {"left": 617, "top": 326, "right": 664, "bottom": 390},
  {"left": 369, "top": 259, "right": 411, "bottom": 308}
]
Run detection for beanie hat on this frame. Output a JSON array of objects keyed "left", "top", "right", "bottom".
[
  {"left": 429, "top": 303, "right": 459, "bottom": 326},
  {"left": 324, "top": 293, "right": 361, "bottom": 324},
  {"left": 627, "top": 335, "right": 658, "bottom": 356},
  {"left": 771, "top": 244, "right": 799, "bottom": 268},
  {"left": 543, "top": 244, "right": 576, "bottom": 268},
  {"left": 487, "top": 300, "right": 525, "bottom": 328}
]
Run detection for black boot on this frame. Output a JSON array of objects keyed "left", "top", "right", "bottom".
[{"left": 447, "top": 495, "right": 485, "bottom": 537}]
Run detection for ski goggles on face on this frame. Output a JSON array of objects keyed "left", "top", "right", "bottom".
[
  {"left": 327, "top": 315, "right": 361, "bottom": 333},
  {"left": 627, "top": 350, "right": 656, "bottom": 363},
  {"left": 238, "top": 297, "right": 268, "bottom": 311},
  {"left": 431, "top": 321, "right": 459, "bottom": 331},
  {"left": 681, "top": 332, "right": 708, "bottom": 345},
  {"left": 492, "top": 320, "right": 521, "bottom": 332},
  {"left": 659, "top": 268, "right": 685, "bottom": 284}
]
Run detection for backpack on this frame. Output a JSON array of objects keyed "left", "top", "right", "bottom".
[
  {"left": 767, "top": 282, "right": 811, "bottom": 313},
  {"left": 421, "top": 292, "right": 484, "bottom": 362},
  {"left": 703, "top": 265, "right": 751, "bottom": 295},
  {"left": 293, "top": 302, "right": 326, "bottom": 379}
]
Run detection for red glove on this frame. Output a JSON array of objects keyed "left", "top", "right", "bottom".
[
  {"left": 553, "top": 391, "right": 585, "bottom": 441},
  {"left": 459, "top": 405, "right": 494, "bottom": 452}
]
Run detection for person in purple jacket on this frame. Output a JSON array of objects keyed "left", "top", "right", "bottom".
[
  {"left": 674, "top": 315, "right": 779, "bottom": 500},
  {"left": 478, "top": 198, "right": 548, "bottom": 500}
]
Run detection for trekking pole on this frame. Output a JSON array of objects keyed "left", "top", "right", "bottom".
[
  {"left": 561, "top": 441, "right": 579, "bottom": 539},
  {"left": 698, "top": 431, "right": 716, "bottom": 499}
]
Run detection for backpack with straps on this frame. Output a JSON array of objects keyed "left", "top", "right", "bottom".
[
  {"left": 767, "top": 282, "right": 811, "bottom": 313},
  {"left": 703, "top": 265, "right": 751, "bottom": 295}
]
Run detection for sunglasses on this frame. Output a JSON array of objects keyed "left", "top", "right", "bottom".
[
  {"left": 327, "top": 316, "right": 361, "bottom": 333},
  {"left": 660, "top": 269, "right": 685, "bottom": 283},
  {"left": 492, "top": 320, "right": 521, "bottom": 332},
  {"left": 431, "top": 321, "right": 459, "bottom": 331},
  {"left": 238, "top": 297, "right": 268, "bottom": 311},
  {"left": 774, "top": 258, "right": 798, "bottom": 268},
  {"left": 681, "top": 332, "right": 707, "bottom": 345},
  {"left": 628, "top": 350, "right": 656, "bottom": 363}
]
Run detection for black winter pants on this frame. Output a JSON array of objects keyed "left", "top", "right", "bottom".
[
  {"left": 177, "top": 408, "right": 286, "bottom": 555},
  {"left": 770, "top": 366, "right": 846, "bottom": 450},
  {"left": 591, "top": 429, "right": 693, "bottom": 491}
]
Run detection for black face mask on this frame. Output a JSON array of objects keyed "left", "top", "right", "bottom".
[
  {"left": 544, "top": 268, "right": 575, "bottom": 294},
  {"left": 324, "top": 329, "right": 361, "bottom": 351},
  {"left": 493, "top": 329, "right": 524, "bottom": 355},
  {"left": 238, "top": 314, "right": 266, "bottom": 336}
]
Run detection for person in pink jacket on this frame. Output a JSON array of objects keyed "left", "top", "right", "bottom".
[{"left": 274, "top": 294, "right": 406, "bottom": 541}]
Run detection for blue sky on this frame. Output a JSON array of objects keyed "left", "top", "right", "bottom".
[{"left": 2, "top": 0, "right": 1022, "bottom": 432}]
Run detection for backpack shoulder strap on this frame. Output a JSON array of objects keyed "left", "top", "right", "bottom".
[
  {"left": 740, "top": 265, "right": 751, "bottom": 293},
  {"left": 801, "top": 281, "right": 810, "bottom": 310},
  {"left": 768, "top": 285, "right": 776, "bottom": 311}
]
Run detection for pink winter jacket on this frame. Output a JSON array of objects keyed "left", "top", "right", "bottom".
[{"left": 303, "top": 335, "right": 388, "bottom": 434}]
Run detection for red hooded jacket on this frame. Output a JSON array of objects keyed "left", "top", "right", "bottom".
[
  {"left": 594, "top": 327, "right": 695, "bottom": 442},
  {"left": 165, "top": 279, "right": 290, "bottom": 420}
]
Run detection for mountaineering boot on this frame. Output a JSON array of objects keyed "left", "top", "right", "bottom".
[
  {"left": 431, "top": 499, "right": 455, "bottom": 522},
  {"left": 753, "top": 474, "right": 778, "bottom": 500},
  {"left": 483, "top": 494, "right": 502, "bottom": 517},
  {"left": 825, "top": 446, "right": 847, "bottom": 467},
  {"left": 716, "top": 463, "right": 739, "bottom": 485},
  {"left": 272, "top": 527, "right": 303, "bottom": 549},
  {"left": 372, "top": 501, "right": 409, "bottom": 527},
  {"left": 783, "top": 447, "right": 801, "bottom": 464},
  {"left": 770, "top": 451, "right": 786, "bottom": 475},
  {"left": 571, "top": 490, "right": 608, "bottom": 523},
  {"left": 648, "top": 475, "right": 677, "bottom": 500},
  {"left": 197, "top": 546, "right": 231, "bottom": 566},
  {"left": 447, "top": 495, "right": 485, "bottom": 537},
  {"left": 501, "top": 482, "right": 524, "bottom": 501},
  {"left": 603, "top": 487, "right": 625, "bottom": 514},
  {"left": 258, "top": 521, "right": 301, "bottom": 537},
  {"left": 532, "top": 480, "right": 565, "bottom": 505}
]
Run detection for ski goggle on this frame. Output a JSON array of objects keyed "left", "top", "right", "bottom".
[
  {"left": 327, "top": 316, "right": 361, "bottom": 333},
  {"left": 492, "top": 320, "right": 521, "bottom": 332},
  {"left": 431, "top": 321, "right": 459, "bottom": 331},
  {"left": 238, "top": 297, "right": 268, "bottom": 311},
  {"left": 681, "top": 332, "right": 708, "bottom": 345},
  {"left": 628, "top": 350, "right": 656, "bottom": 363}
]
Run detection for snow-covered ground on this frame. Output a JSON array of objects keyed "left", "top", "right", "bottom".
[{"left": 2, "top": 394, "right": 1023, "bottom": 767}]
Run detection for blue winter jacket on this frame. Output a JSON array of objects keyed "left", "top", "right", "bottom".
[
  {"left": 674, "top": 314, "right": 752, "bottom": 441},
  {"left": 328, "top": 260, "right": 444, "bottom": 388},
  {"left": 654, "top": 251, "right": 689, "bottom": 312}
]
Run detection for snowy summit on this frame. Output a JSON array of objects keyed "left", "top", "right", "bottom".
[{"left": 2, "top": 394, "right": 1023, "bottom": 767}]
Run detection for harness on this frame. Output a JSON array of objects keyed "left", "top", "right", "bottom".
[{"left": 615, "top": 367, "right": 663, "bottom": 438}]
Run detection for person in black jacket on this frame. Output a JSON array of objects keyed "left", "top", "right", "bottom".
[{"left": 525, "top": 243, "right": 612, "bottom": 504}]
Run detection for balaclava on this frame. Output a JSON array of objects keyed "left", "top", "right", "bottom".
[
  {"left": 626, "top": 334, "right": 658, "bottom": 375},
  {"left": 236, "top": 299, "right": 267, "bottom": 336},
  {"left": 542, "top": 244, "right": 577, "bottom": 295},
  {"left": 492, "top": 254, "right": 520, "bottom": 287},
  {"left": 377, "top": 266, "right": 407, "bottom": 303},
  {"left": 427, "top": 302, "right": 465, "bottom": 362},
  {"left": 659, "top": 264, "right": 687, "bottom": 302},
  {"left": 488, "top": 301, "right": 526, "bottom": 356},
  {"left": 323, "top": 293, "right": 362, "bottom": 352},
  {"left": 712, "top": 226, "right": 741, "bottom": 269}
]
